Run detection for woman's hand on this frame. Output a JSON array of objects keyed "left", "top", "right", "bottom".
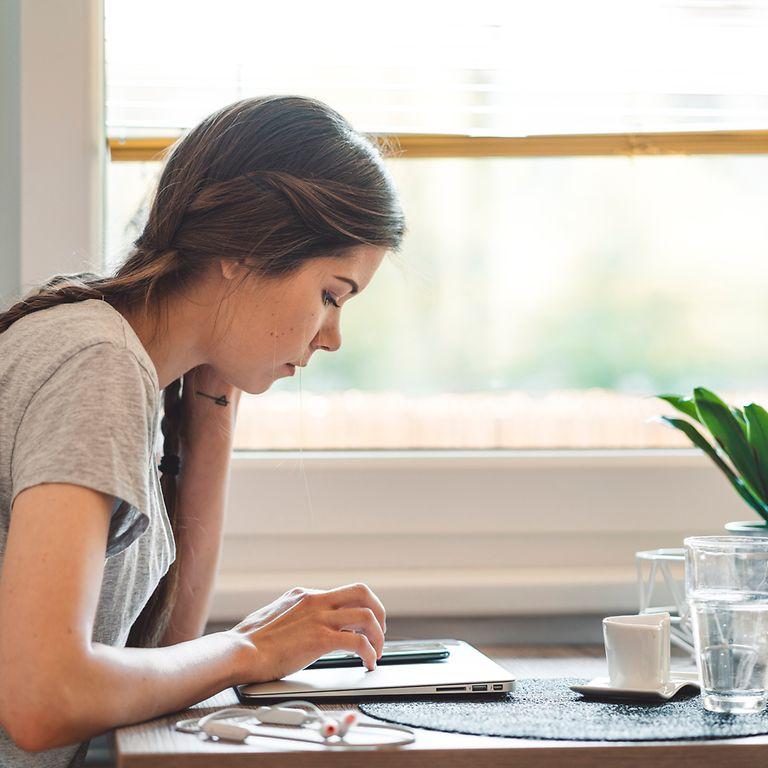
[
  {"left": 229, "top": 585, "right": 326, "bottom": 632},
  {"left": 227, "top": 583, "right": 387, "bottom": 682}
]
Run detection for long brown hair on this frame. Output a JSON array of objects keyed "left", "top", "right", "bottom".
[{"left": 0, "top": 96, "right": 405, "bottom": 647}]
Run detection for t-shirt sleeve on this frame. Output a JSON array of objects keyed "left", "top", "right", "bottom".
[{"left": 11, "top": 342, "right": 157, "bottom": 558}]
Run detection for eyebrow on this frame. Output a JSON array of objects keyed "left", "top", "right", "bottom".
[{"left": 334, "top": 275, "right": 359, "bottom": 295}]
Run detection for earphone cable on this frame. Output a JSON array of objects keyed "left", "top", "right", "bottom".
[{"left": 174, "top": 703, "right": 415, "bottom": 748}]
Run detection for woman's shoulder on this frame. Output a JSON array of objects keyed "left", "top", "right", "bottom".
[{"left": 0, "top": 298, "right": 159, "bottom": 397}]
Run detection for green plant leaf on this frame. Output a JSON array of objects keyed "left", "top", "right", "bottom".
[
  {"left": 657, "top": 415, "right": 768, "bottom": 522},
  {"left": 657, "top": 394, "right": 701, "bottom": 423},
  {"left": 693, "top": 387, "right": 746, "bottom": 428},
  {"left": 694, "top": 387, "right": 767, "bottom": 503},
  {"left": 745, "top": 403, "right": 768, "bottom": 496},
  {"left": 731, "top": 406, "right": 747, "bottom": 428}
]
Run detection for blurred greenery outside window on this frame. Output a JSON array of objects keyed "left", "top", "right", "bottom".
[{"left": 105, "top": 1, "right": 768, "bottom": 451}]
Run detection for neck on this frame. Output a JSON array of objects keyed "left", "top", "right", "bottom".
[{"left": 117, "top": 293, "right": 211, "bottom": 390}]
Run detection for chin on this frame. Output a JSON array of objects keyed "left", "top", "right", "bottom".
[
  {"left": 240, "top": 374, "right": 279, "bottom": 396},
  {"left": 227, "top": 364, "right": 290, "bottom": 395},
  {"left": 239, "top": 382, "right": 269, "bottom": 396}
]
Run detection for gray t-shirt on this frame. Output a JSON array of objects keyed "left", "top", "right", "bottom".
[{"left": 0, "top": 298, "right": 176, "bottom": 767}]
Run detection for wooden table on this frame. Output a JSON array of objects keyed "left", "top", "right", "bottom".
[{"left": 113, "top": 644, "right": 768, "bottom": 767}]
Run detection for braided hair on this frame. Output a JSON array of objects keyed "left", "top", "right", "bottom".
[{"left": 0, "top": 95, "right": 405, "bottom": 647}]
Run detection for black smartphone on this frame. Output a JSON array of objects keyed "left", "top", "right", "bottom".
[{"left": 305, "top": 640, "right": 449, "bottom": 669}]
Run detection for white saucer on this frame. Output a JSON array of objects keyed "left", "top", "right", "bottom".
[{"left": 570, "top": 671, "right": 700, "bottom": 701}]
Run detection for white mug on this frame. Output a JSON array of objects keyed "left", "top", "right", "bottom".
[{"left": 603, "top": 612, "right": 670, "bottom": 690}]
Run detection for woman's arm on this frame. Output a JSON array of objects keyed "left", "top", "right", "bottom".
[
  {"left": 0, "top": 484, "right": 244, "bottom": 752},
  {"left": 0, "top": 483, "right": 385, "bottom": 753},
  {"left": 160, "top": 366, "right": 242, "bottom": 645}
]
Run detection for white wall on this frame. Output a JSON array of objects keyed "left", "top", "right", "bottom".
[
  {"left": 0, "top": 0, "right": 104, "bottom": 305},
  {"left": 0, "top": 0, "right": 21, "bottom": 304}
]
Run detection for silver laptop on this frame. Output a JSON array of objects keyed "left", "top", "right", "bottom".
[{"left": 236, "top": 639, "right": 514, "bottom": 702}]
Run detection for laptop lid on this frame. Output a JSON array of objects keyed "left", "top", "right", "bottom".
[{"left": 236, "top": 639, "right": 514, "bottom": 701}]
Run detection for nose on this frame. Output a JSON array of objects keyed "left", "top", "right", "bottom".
[{"left": 313, "top": 315, "right": 342, "bottom": 353}]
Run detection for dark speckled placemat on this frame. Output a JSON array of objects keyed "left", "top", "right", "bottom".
[{"left": 359, "top": 678, "right": 768, "bottom": 741}]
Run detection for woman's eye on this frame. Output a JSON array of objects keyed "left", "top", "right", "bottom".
[{"left": 322, "top": 291, "right": 340, "bottom": 309}]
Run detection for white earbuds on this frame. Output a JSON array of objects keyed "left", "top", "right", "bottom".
[
  {"left": 317, "top": 710, "right": 358, "bottom": 738},
  {"left": 201, "top": 719, "right": 252, "bottom": 742},
  {"left": 337, "top": 710, "right": 359, "bottom": 737},
  {"left": 254, "top": 705, "right": 312, "bottom": 726},
  {"left": 175, "top": 700, "right": 414, "bottom": 748}
]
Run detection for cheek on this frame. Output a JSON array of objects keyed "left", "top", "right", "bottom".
[
  {"left": 284, "top": 309, "right": 320, "bottom": 346},
  {"left": 232, "top": 299, "right": 321, "bottom": 370},
  {"left": 261, "top": 313, "right": 316, "bottom": 357}
]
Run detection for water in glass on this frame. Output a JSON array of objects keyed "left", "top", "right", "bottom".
[{"left": 689, "top": 589, "right": 768, "bottom": 713}]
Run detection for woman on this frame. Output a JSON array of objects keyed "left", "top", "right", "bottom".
[{"left": 0, "top": 95, "right": 405, "bottom": 765}]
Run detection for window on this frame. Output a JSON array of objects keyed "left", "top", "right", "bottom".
[
  {"left": 96, "top": 0, "right": 768, "bottom": 618},
  {"left": 14, "top": 0, "right": 765, "bottom": 625},
  {"left": 106, "top": 1, "right": 768, "bottom": 136},
  {"left": 106, "top": 0, "right": 768, "bottom": 450}
]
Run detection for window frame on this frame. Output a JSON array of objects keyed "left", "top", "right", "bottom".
[
  {"left": 109, "top": 131, "right": 766, "bottom": 618},
  {"left": 108, "top": 129, "right": 768, "bottom": 163}
]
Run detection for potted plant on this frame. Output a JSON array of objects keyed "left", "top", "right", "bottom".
[{"left": 656, "top": 387, "right": 768, "bottom": 535}]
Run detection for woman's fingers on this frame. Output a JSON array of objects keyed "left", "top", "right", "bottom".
[
  {"left": 326, "top": 607, "right": 385, "bottom": 658},
  {"left": 329, "top": 629, "right": 378, "bottom": 671},
  {"left": 321, "top": 583, "right": 387, "bottom": 635},
  {"left": 232, "top": 584, "right": 391, "bottom": 682}
]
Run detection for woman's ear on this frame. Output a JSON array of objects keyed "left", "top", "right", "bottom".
[{"left": 219, "top": 257, "right": 249, "bottom": 281}]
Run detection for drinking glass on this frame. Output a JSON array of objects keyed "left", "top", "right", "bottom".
[{"left": 685, "top": 536, "right": 768, "bottom": 714}]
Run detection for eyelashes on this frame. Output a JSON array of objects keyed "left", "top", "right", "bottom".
[{"left": 322, "top": 290, "right": 341, "bottom": 309}]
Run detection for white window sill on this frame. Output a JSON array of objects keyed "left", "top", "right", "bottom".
[
  {"left": 211, "top": 565, "right": 637, "bottom": 621},
  {"left": 213, "top": 449, "right": 744, "bottom": 621}
]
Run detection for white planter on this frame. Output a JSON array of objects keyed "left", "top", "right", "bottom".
[{"left": 724, "top": 521, "right": 768, "bottom": 536}]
